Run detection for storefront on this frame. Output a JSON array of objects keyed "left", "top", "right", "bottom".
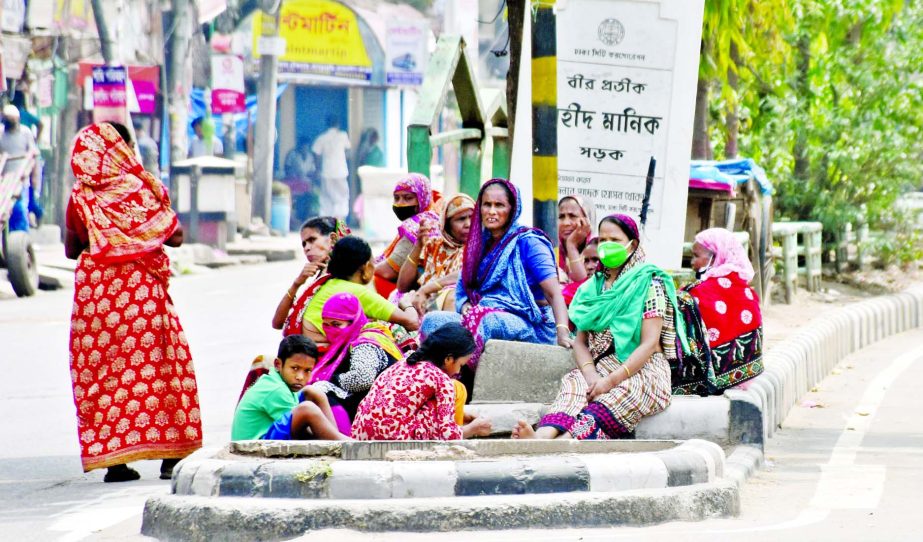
[{"left": 251, "top": 0, "right": 429, "bottom": 173}]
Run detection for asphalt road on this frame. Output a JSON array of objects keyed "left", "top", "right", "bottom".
[
  {"left": 2, "top": 263, "right": 922, "bottom": 541},
  {"left": 0, "top": 261, "right": 299, "bottom": 541}
]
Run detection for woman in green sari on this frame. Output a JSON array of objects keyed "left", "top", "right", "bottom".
[{"left": 514, "top": 214, "right": 688, "bottom": 440}]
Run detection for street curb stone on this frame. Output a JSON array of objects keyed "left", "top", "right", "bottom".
[
  {"left": 142, "top": 480, "right": 740, "bottom": 541},
  {"left": 170, "top": 439, "right": 723, "bottom": 500},
  {"left": 142, "top": 287, "right": 923, "bottom": 539}
]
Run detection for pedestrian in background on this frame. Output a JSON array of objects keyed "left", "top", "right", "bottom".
[
  {"left": 133, "top": 118, "right": 160, "bottom": 179},
  {"left": 312, "top": 115, "right": 351, "bottom": 219},
  {"left": 64, "top": 122, "right": 202, "bottom": 482},
  {"left": 283, "top": 138, "right": 317, "bottom": 226},
  {"left": 187, "top": 116, "right": 224, "bottom": 158},
  {"left": 0, "top": 104, "right": 39, "bottom": 229}
]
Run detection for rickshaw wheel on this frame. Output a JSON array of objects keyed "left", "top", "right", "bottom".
[{"left": 7, "top": 231, "right": 38, "bottom": 297}]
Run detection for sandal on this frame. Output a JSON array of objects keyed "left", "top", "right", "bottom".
[{"left": 103, "top": 464, "right": 140, "bottom": 483}]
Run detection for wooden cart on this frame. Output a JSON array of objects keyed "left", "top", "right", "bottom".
[{"left": 684, "top": 159, "right": 773, "bottom": 301}]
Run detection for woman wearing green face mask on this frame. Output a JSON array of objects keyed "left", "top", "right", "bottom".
[{"left": 513, "top": 214, "right": 690, "bottom": 440}]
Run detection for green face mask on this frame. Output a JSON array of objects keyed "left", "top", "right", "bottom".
[{"left": 598, "top": 241, "right": 631, "bottom": 269}]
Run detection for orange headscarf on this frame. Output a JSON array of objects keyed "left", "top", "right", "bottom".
[{"left": 69, "top": 123, "right": 178, "bottom": 263}]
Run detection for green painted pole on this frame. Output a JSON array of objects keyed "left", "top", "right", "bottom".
[
  {"left": 407, "top": 126, "right": 432, "bottom": 179},
  {"left": 459, "top": 139, "right": 483, "bottom": 197},
  {"left": 492, "top": 135, "right": 511, "bottom": 179}
]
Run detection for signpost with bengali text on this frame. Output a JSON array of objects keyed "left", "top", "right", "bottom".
[{"left": 556, "top": 0, "right": 704, "bottom": 268}]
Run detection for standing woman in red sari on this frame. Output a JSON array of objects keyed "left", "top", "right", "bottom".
[{"left": 64, "top": 122, "right": 202, "bottom": 482}]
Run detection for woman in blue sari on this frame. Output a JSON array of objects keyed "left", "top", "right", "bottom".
[{"left": 423, "top": 178, "right": 572, "bottom": 396}]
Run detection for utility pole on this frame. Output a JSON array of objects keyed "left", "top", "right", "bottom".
[
  {"left": 251, "top": 6, "right": 282, "bottom": 225},
  {"left": 89, "top": 0, "right": 115, "bottom": 64},
  {"left": 166, "top": 0, "right": 194, "bottom": 165}
]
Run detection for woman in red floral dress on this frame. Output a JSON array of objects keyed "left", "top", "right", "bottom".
[
  {"left": 351, "top": 323, "right": 491, "bottom": 440},
  {"left": 64, "top": 122, "right": 202, "bottom": 482}
]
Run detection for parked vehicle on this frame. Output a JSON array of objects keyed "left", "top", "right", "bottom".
[{"left": 0, "top": 149, "right": 39, "bottom": 297}]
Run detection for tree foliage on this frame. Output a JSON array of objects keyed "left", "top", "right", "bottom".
[{"left": 697, "top": 0, "right": 923, "bottom": 238}]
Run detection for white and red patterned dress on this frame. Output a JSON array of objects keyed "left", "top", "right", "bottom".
[
  {"left": 67, "top": 123, "right": 202, "bottom": 471},
  {"left": 351, "top": 361, "right": 462, "bottom": 441}
]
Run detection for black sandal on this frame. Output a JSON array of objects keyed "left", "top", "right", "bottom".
[
  {"left": 160, "top": 458, "right": 180, "bottom": 480},
  {"left": 103, "top": 464, "right": 140, "bottom": 483}
]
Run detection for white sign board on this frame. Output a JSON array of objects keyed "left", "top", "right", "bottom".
[
  {"left": 556, "top": 0, "right": 704, "bottom": 268},
  {"left": 2, "top": 0, "right": 25, "bottom": 33},
  {"left": 385, "top": 19, "right": 428, "bottom": 86}
]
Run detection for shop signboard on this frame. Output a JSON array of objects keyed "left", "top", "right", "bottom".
[
  {"left": 80, "top": 62, "right": 159, "bottom": 115},
  {"left": 253, "top": 0, "right": 373, "bottom": 83},
  {"left": 385, "top": 19, "right": 427, "bottom": 86},
  {"left": 555, "top": 0, "right": 704, "bottom": 268},
  {"left": 211, "top": 54, "right": 246, "bottom": 113},
  {"left": 91, "top": 65, "right": 128, "bottom": 124}
]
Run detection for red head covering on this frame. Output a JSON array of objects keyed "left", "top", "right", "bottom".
[{"left": 69, "top": 123, "right": 177, "bottom": 263}]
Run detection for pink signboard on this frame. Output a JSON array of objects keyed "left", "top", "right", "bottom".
[{"left": 211, "top": 55, "right": 246, "bottom": 114}]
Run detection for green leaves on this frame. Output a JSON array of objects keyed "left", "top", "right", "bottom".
[{"left": 702, "top": 0, "right": 923, "bottom": 240}]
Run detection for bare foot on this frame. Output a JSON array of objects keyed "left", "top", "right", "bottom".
[
  {"left": 511, "top": 419, "right": 536, "bottom": 439},
  {"left": 463, "top": 417, "right": 493, "bottom": 439}
]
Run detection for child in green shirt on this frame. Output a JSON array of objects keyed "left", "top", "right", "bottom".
[{"left": 231, "top": 335, "right": 348, "bottom": 441}]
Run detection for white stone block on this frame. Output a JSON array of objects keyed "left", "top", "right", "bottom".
[
  {"left": 391, "top": 461, "right": 457, "bottom": 498},
  {"left": 582, "top": 452, "right": 669, "bottom": 491}
]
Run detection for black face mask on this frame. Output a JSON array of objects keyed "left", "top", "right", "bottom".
[{"left": 393, "top": 205, "right": 417, "bottom": 221}]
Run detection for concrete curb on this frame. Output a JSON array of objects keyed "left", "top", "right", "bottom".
[
  {"left": 730, "top": 287, "right": 923, "bottom": 446},
  {"left": 142, "top": 479, "right": 740, "bottom": 541},
  {"left": 141, "top": 287, "right": 923, "bottom": 539},
  {"left": 172, "top": 440, "right": 724, "bottom": 500}
]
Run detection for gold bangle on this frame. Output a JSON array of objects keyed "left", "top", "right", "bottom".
[
  {"left": 407, "top": 255, "right": 418, "bottom": 266},
  {"left": 567, "top": 256, "right": 585, "bottom": 265},
  {"left": 556, "top": 324, "right": 570, "bottom": 331},
  {"left": 622, "top": 364, "right": 631, "bottom": 379},
  {"left": 286, "top": 289, "right": 295, "bottom": 301}
]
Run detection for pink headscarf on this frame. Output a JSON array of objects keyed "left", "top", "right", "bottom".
[
  {"left": 308, "top": 293, "right": 369, "bottom": 384},
  {"left": 694, "top": 228, "right": 754, "bottom": 282}
]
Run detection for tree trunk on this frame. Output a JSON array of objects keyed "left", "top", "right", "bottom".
[
  {"left": 506, "top": 0, "right": 526, "bottom": 143},
  {"left": 725, "top": 42, "right": 740, "bottom": 159},
  {"left": 792, "top": 34, "right": 810, "bottom": 180},
  {"left": 691, "top": 75, "right": 711, "bottom": 159}
]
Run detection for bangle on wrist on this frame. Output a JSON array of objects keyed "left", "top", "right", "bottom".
[
  {"left": 567, "top": 256, "right": 585, "bottom": 265},
  {"left": 285, "top": 289, "right": 295, "bottom": 301},
  {"left": 556, "top": 324, "right": 570, "bottom": 332},
  {"left": 622, "top": 364, "right": 631, "bottom": 379}
]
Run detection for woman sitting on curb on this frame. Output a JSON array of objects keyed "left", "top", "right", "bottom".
[
  {"left": 514, "top": 214, "right": 690, "bottom": 440},
  {"left": 396, "top": 193, "right": 475, "bottom": 315},
  {"left": 272, "top": 216, "right": 350, "bottom": 336},
  {"left": 301, "top": 236, "right": 419, "bottom": 349},
  {"left": 683, "top": 227, "right": 763, "bottom": 392},
  {"left": 373, "top": 173, "right": 440, "bottom": 298},
  {"left": 351, "top": 323, "right": 492, "bottom": 440},
  {"left": 308, "top": 293, "right": 403, "bottom": 435},
  {"left": 423, "top": 179, "right": 572, "bottom": 398}
]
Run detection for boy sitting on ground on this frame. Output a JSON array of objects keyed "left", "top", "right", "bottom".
[{"left": 231, "top": 335, "right": 349, "bottom": 441}]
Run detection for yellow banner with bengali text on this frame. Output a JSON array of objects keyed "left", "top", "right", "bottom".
[{"left": 254, "top": 0, "right": 372, "bottom": 74}]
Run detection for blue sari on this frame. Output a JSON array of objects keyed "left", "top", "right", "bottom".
[{"left": 423, "top": 180, "right": 556, "bottom": 374}]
